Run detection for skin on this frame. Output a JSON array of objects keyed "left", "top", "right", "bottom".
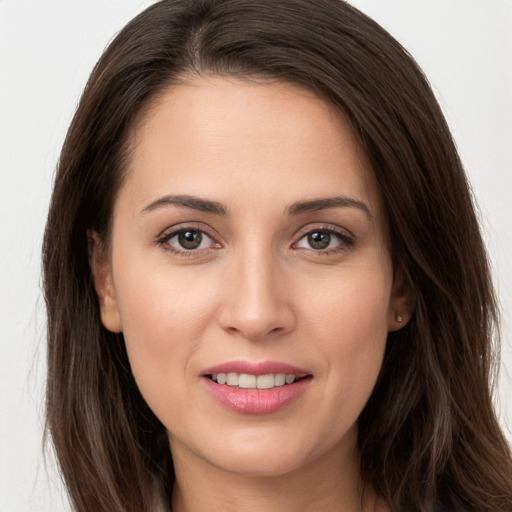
[{"left": 91, "top": 77, "right": 412, "bottom": 512}]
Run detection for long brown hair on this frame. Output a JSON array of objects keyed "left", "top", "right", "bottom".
[{"left": 43, "top": 1, "right": 512, "bottom": 510}]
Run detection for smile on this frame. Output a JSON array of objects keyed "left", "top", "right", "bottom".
[
  {"left": 208, "top": 372, "right": 299, "bottom": 389},
  {"left": 202, "top": 361, "right": 312, "bottom": 414}
]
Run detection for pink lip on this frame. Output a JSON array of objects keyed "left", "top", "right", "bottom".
[
  {"left": 202, "top": 360, "right": 310, "bottom": 377},
  {"left": 201, "top": 360, "right": 312, "bottom": 415}
]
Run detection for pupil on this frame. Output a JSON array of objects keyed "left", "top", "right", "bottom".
[
  {"left": 308, "top": 232, "right": 330, "bottom": 250},
  {"left": 179, "top": 230, "right": 202, "bottom": 249}
]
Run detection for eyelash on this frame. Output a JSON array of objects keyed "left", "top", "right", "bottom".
[
  {"left": 293, "top": 226, "right": 354, "bottom": 254},
  {"left": 156, "top": 226, "right": 220, "bottom": 257},
  {"left": 155, "top": 225, "right": 354, "bottom": 256}
]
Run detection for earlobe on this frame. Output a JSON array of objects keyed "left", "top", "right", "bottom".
[
  {"left": 88, "top": 230, "right": 123, "bottom": 333},
  {"left": 388, "top": 265, "right": 416, "bottom": 332}
]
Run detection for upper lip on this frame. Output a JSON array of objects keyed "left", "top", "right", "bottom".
[{"left": 202, "top": 360, "right": 311, "bottom": 377}]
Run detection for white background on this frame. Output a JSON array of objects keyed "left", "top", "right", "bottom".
[{"left": 0, "top": 1, "right": 511, "bottom": 510}]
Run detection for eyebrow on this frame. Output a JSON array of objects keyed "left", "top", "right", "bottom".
[
  {"left": 286, "top": 196, "right": 372, "bottom": 219},
  {"left": 141, "top": 195, "right": 228, "bottom": 215},
  {"left": 140, "top": 193, "right": 372, "bottom": 219}
]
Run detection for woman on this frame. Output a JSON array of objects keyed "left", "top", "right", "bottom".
[{"left": 42, "top": 1, "right": 512, "bottom": 511}]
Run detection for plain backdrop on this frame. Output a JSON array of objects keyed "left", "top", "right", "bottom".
[{"left": 1, "top": 1, "right": 511, "bottom": 510}]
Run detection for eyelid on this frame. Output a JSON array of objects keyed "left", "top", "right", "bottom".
[
  {"left": 293, "top": 222, "right": 354, "bottom": 240},
  {"left": 154, "top": 222, "right": 354, "bottom": 256},
  {"left": 292, "top": 224, "right": 355, "bottom": 253},
  {"left": 156, "top": 223, "right": 222, "bottom": 254}
]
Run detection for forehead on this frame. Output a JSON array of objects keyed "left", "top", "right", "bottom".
[{"left": 122, "top": 76, "right": 381, "bottom": 217}]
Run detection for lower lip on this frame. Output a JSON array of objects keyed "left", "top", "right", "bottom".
[{"left": 202, "top": 377, "right": 312, "bottom": 414}]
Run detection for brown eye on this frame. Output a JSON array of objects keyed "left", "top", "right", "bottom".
[
  {"left": 295, "top": 228, "right": 353, "bottom": 252},
  {"left": 178, "top": 230, "right": 203, "bottom": 249},
  {"left": 160, "top": 228, "right": 217, "bottom": 252},
  {"left": 307, "top": 232, "right": 331, "bottom": 250}
]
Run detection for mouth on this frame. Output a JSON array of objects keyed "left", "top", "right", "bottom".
[
  {"left": 201, "top": 361, "right": 313, "bottom": 414},
  {"left": 206, "top": 372, "right": 309, "bottom": 390}
]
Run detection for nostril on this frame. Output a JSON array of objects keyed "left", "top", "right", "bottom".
[{"left": 216, "top": 281, "right": 297, "bottom": 340}]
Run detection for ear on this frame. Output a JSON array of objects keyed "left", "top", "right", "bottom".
[
  {"left": 88, "top": 230, "right": 123, "bottom": 333},
  {"left": 388, "top": 265, "right": 416, "bottom": 332}
]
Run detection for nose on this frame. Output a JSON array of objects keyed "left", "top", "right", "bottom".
[{"left": 217, "top": 247, "right": 297, "bottom": 341}]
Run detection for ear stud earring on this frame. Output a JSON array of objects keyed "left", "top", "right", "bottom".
[{"left": 397, "top": 314, "right": 403, "bottom": 323}]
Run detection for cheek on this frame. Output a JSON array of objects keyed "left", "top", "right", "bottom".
[
  {"left": 302, "top": 259, "right": 392, "bottom": 344},
  {"left": 111, "top": 259, "right": 220, "bottom": 408},
  {"left": 301, "top": 263, "right": 391, "bottom": 413}
]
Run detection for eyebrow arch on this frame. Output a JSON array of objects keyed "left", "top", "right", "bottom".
[
  {"left": 286, "top": 196, "right": 372, "bottom": 219},
  {"left": 141, "top": 195, "right": 228, "bottom": 215}
]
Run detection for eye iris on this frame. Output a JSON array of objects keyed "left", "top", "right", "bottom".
[
  {"left": 308, "top": 231, "right": 330, "bottom": 249},
  {"left": 178, "top": 230, "right": 202, "bottom": 249}
]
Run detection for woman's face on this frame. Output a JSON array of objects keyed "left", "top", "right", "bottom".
[{"left": 93, "top": 77, "right": 409, "bottom": 477}]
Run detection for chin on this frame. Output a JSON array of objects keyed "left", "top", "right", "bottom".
[
  {"left": 169, "top": 423, "right": 320, "bottom": 478},
  {"left": 209, "top": 446, "right": 310, "bottom": 478},
  {"left": 194, "top": 424, "right": 342, "bottom": 479}
]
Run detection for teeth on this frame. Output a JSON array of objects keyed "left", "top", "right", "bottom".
[
  {"left": 274, "top": 373, "right": 286, "bottom": 386},
  {"left": 227, "top": 372, "right": 239, "bottom": 386},
  {"left": 256, "top": 374, "right": 274, "bottom": 389},
  {"left": 211, "top": 372, "right": 298, "bottom": 389},
  {"left": 239, "top": 374, "right": 257, "bottom": 388},
  {"left": 285, "top": 374, "right": 296, "bottom": 384}
]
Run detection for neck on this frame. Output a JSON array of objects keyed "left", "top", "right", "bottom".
[{"left": 169, "top": 431, "right": 386, "bottom": 512}]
